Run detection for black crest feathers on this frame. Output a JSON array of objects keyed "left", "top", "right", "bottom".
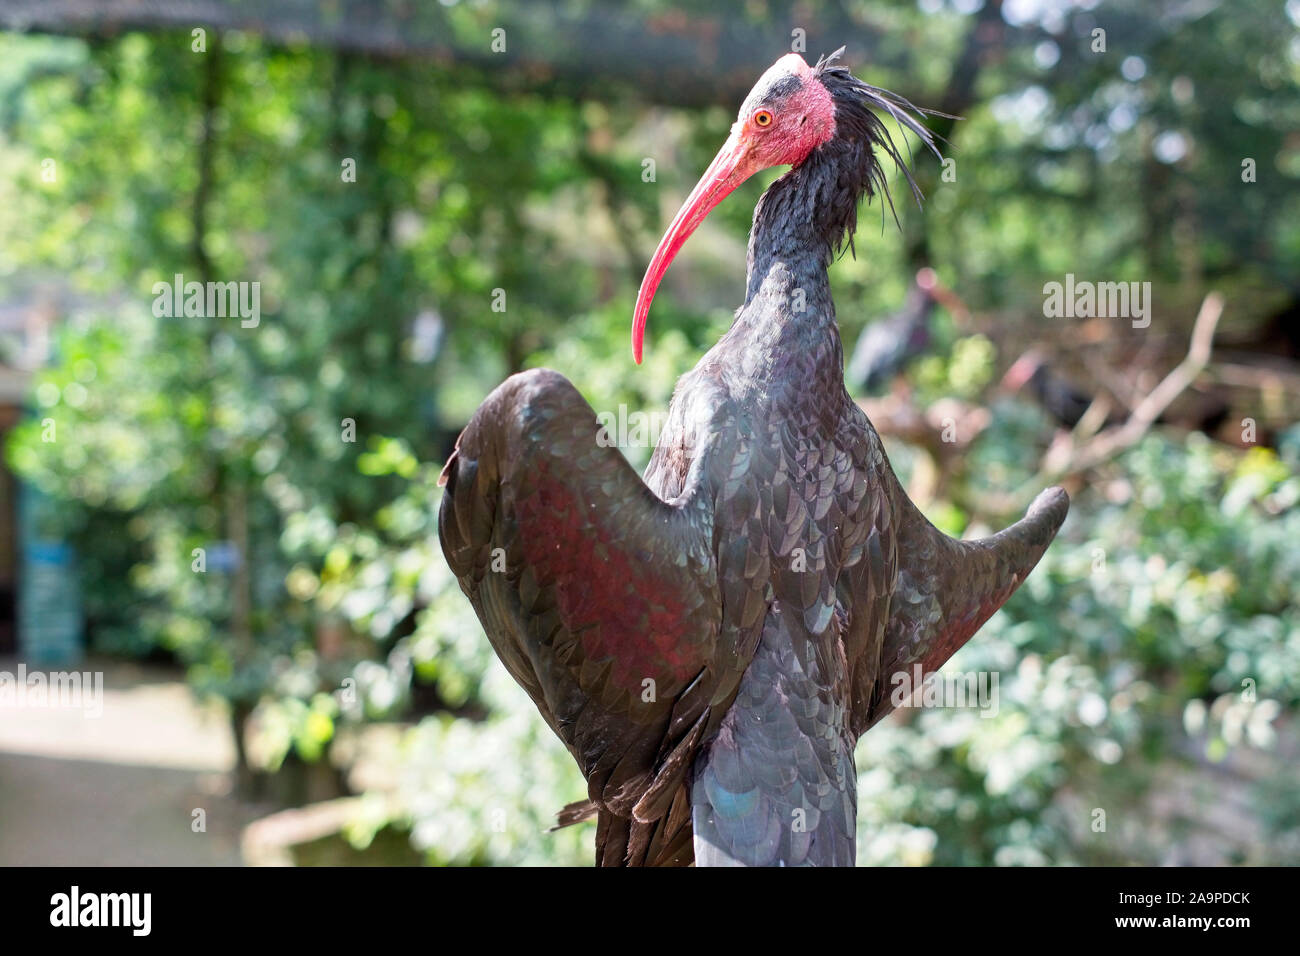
[{"left": 812, "top": 47, "right": 951, "bottom": 251}]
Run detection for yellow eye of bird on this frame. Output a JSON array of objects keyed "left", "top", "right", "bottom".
[{"left": 753, "top": 109, "right": 773, "bottom": 128}]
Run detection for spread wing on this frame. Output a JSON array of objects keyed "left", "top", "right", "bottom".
[
  {"left": 438, "top": 368, "right": 744, "bottom": 850},
  {"left": 834, "top": 409, "right": 1069, "bottom": 735},
  {"left": 863, "top": 484, "right": 1068, "bottom": 728}
]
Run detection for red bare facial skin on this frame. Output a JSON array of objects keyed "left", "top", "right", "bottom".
[{"left": 632, "top": 54, "right": 837, "bottom": 363}]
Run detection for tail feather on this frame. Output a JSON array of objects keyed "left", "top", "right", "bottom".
[
  {"left": 593, "top": 800, "right": 694, "bottom": 867},
  {"left": 551, "top": 799, "right": 599, "bottom": 830}
]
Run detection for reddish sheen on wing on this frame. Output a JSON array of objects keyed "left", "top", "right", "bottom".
[
  {"left": 632, "top": 132, "right": 756, "bottom": 364},
  {"left": 516, "top": 465, "right": 700, "bottom": 688}
]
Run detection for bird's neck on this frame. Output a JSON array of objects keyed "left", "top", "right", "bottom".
[
  {"left": 719, "top": 143, "right": 871, "bottom": 394},
  {"left": 744, "top": 140, "right": 866, "bottom": 292}
]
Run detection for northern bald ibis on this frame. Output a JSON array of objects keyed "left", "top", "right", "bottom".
[
  {"left": 439, "top": 49, "right": 1068, "bottom": 866},
  {"left": 848, "top": 268, "right": 941, "bottom": 394}
]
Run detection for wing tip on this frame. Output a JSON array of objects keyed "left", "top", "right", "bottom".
[
  {"left": 1027, "top": 485, "right": 1069, "bottom": 526},
  {"left": 436, "top": 447, "right": 458, "bottom": 488},
  {"left": 983, "top": 485, "right": 1068, "bottom": 588},
  {"left": 1017, "top": 484, "right": 1070, "bottom": 555}
]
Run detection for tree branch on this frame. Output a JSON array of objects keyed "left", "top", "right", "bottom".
[{"left": 975, "top": 293, "right": 1225, "bottom": 517}]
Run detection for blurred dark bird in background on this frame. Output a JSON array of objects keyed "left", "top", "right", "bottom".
[
  {"left": 1000, "top": 348, "right": 1120, "bottom": 430},
  {"left": 847, "top": 267, "right": 940, "bottom": 394},
  {"left": 1002, "top": 347, "right": 1231, "bottom": 437}
]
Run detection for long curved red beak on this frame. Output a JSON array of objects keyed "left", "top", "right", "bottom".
[{"left": 632, "top": 130, "right": 758, "bottom": 364}]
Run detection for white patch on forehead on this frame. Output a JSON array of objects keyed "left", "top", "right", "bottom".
[
  {"left": 772, "top": 53, "right": 814, "bottom": 78},
  {"left": 743, "top": 54, "right": 813, "bottom": 110}
]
